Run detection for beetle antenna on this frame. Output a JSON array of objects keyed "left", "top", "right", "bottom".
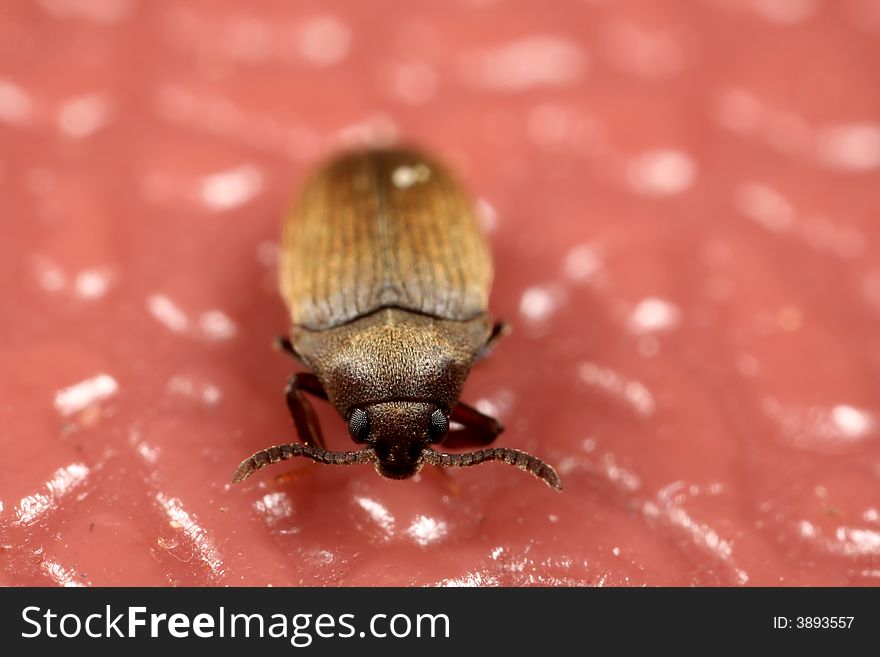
[
  {"left": 232, "top": 444, "right": 376, "bottom": 483},
  {"left": 421, "top": 447, "right": 562, "bottom": 491}
]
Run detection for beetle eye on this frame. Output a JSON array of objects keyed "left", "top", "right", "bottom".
[
  {"left": 428, "top": 408, "right": 449, "bottom": 442},
  {"left": 348, "top": 408, "right": 371, "bottom": 442}
]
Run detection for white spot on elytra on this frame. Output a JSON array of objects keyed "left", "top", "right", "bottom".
[
  {"left": 199, "top": 165, "right": 263, "bottom": 212},
  {"left": 54, "top": 374, "right": 118, "bottom": 416},
  {"left": 628, "top": 297, "right": 681, "bottom": 334},
  {"left": 626, "top": 149, "right": 696, "bottom": 196},
  {"left": 391, "top": 163, "right": 431, "bottom": 189},
  {"left": 815, "top": 123, "right": 880, "bottom": 172}
]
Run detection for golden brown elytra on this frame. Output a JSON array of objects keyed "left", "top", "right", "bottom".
[{"left": 232, "top": 147, "right": 561, "bottom": 490}]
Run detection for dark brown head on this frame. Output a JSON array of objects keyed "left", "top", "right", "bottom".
[
  {"left": 346, "top": 401, "right": 448, "bottom": 479},
  {"left": 232, "top": 402, "right": 561, "bottom": 491}
]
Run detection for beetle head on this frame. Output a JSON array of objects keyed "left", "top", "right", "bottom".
[
  {"left": 232, "top": 404, "right": 562, "bottom": 490},
  {"left": 348, "top": 401, "right": 448, "bottom": 479}
]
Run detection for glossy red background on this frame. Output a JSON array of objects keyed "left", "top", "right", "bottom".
[{"left": 2, "top": 0, "right": 880, "bottom": 586}]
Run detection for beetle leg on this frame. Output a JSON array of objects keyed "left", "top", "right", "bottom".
[
  {"left": 441, "top": 401, "right": 504, "bottom": 448},
  {"left": 285, "top": 372, "right": 328, "bottom": 449},
  {"left": 274, "top": 336, "right": 304, "bottom": 362},
  {"left": 475, "top": 321, "right": 509, "bottom": 361}
]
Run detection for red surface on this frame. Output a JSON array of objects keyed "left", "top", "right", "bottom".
[{"left": 2, "top": 0, "right": 880, "bottom": 586}]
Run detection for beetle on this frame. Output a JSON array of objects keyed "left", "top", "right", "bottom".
[{"left": 232, "top": 147, "right": 561, "bottom": 490}]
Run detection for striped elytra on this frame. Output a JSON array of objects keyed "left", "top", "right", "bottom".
[{"left": 280, "top": 148, "right": 492, "bottom": 331}]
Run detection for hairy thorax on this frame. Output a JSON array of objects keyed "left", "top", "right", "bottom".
[{"left": 292, "top": 308, "right": 492, "bottom": 416}]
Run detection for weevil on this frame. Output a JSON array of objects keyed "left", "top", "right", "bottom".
[{"left": 233, "top": 147, "right": 561, "bottom": 490}]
